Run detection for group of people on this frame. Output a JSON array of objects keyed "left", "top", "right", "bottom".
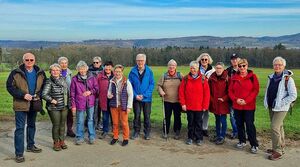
[{"left": 6, "top": 52, "right": 297, "bottom": 163}]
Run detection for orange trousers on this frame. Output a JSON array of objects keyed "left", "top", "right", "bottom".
[{"left": 111, "top": 107, "right": 130, "bottom": 140}]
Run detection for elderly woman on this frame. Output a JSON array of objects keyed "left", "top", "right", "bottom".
[
  {"left": 157, "top": 59, "right": 183, "bottom": 139},
  {"left": 107, "top": 65, "right": 133, "bottom": 146},
  {"left": 264, "top": 57, "right": 297, "bottom": 160},
  {"left": 208, "top": 62, "right": 229, "bottom": 145},
  {"left": 57, "top": 57, "right": 75, "bottom": 138},
  {"left": 179, "top": 61, "right": 210, "bottom": 145},
  {"left": 42, "top": 64, "right": 69, "bottom": 151},
  {"left": 98, "top": 61, "right": 114, "bottom": 139},
  {"left": 70, "top": 61, "right": 98, "bottom": 145},
  {"left": 229, "top": 58, "right": 259, "bottom": 154},
  {"left": 196, "top": 53, "right": 215, "bottom": 137}
]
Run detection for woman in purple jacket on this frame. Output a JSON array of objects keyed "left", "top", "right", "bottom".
[{"left": 70, "top": 61, "right": 99, "bottom": 145}]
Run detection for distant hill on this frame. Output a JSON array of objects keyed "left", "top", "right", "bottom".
[{"left": 1, "top": 33, "right": 299, "bottom": 49}]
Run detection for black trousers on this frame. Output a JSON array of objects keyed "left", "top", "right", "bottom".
[
  {"left": 234, "top": 109, "right": 259, "bottom": 147},
  {"left": 163, "top": 102, "right": 182, "bottom": 134},
  {"left": 187, "top": 111, "right": 203, "bottom": 140},
  {"left": 133, "top": 101, "right": 152, "bottom": 135}
]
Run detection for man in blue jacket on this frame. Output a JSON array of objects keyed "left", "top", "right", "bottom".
[{"left": 129, "top": 54, "right": 155, "bottom": 140}]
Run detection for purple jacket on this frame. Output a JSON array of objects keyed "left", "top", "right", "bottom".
[
  {"left": 70, "top": 73, "right": 99, "bottom": 111},
  {"left": 97, "top": 71, "right": 113, "bottom": 111}
]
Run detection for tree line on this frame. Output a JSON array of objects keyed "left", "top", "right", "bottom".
[{"left": 1, "top": 44, "right": 299, "bottom": 71}]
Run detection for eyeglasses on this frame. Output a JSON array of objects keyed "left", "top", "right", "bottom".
[
  {"left": 201, "top": 59, "right": 208, "bottom": 61},
  {"left": 273, "top": 64, "right": 283, "bottom": 67},
  {"left": 25, "top": 59, "right": 34, "bottom": 62},
  {"left": 93, "top": 62, "right": 99, "bottom": 64},
  {"left": 238, "top": 64, "right": 247, "bottom": 68}
]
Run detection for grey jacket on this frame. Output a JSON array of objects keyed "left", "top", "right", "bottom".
[
  {"left": 264, "top": 70, "right": 297, "bottom": 112},
  {"left": 42, "top": 76, "right": 69, "bottom": 111}
]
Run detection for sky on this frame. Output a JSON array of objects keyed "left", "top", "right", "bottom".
[{"left": 0, "top": 0, "right": 300, "bottom": 41}]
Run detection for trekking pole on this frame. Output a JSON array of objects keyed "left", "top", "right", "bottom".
[{"left": 162, "top": 97, "right": 168, "bottom": 141}]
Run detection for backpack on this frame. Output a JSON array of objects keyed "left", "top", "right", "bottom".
[
  {"left": 284, "top": 76, "right": 296, "bottom": 115},
  {"left": 162, "top": 72, "right": 182, "bottom": 86}
]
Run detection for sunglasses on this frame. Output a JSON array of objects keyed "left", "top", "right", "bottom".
[
  {"left": 93, "top": 62, "right": 99, "bottom": 64},
  {"left": 201, "top": 58, "right": 208, "bottom": 61},
  {"left": 238, "top": 64, "right": 247, "bottom": 68},
  {"left": 25, "top": 59, "right": 34, "bottom": 62}
]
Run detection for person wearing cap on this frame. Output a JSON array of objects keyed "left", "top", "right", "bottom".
[
  {"left": 226, "top": 54, "right": 240, "bottom": 139},
  {"left": 107, "top": 64, "right": 133, "bottom": 146},
  {"left": 196, "top": 53, "right": 215, "bottom": 137},
  {"left": 228, "top": 58, "right": 260, "bottom": 154},
  {"left": 128, "top": 53, "right": 155, "bottom": 140},
  {"left": 157, "top": 59, "right": 183, "bottom": 140}
]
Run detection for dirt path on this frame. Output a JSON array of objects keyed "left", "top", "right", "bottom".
[{"left": 0, "top": 121, "right": 300, "bottom": 167}]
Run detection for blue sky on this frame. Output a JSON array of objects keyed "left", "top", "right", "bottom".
[{"left": 0, "top": 0, "right": 300, "bottom": 41}]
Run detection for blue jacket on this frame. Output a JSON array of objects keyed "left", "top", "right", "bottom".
[
  {"left": 264, "top": 70, "right": 297, "bottom": 112},
  {"left": 128, "top": 65, "right": 155, "bottom": 102}
]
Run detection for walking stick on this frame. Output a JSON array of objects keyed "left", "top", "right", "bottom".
[{"left": 162, "top": 97, "right": 168, "bottom": 141}]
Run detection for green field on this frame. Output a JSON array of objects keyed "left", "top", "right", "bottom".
[{"left": 1, "top": 66, "right": 299, "bottom": 138}]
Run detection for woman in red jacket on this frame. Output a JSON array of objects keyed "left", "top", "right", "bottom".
[
  {"left": 208, "top": 62, "right": 229, "bottom": 145},
  {"left": 229, "top": 59, "right": 259, "bottom": 154},
  {"left": 179, "top": 61, "right": 210, "bottom": 146}
]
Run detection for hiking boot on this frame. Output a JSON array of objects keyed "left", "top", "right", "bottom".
[
  {"left": 53, "top": 141, "right": 62, "bottom": 151},
  {"left": 186, "top": 138, "right": 193, "bottom": 145},
  {"left": 122, "top": 140, "right": 129, "bottom": 146},
  {"left": 268, "top": 151, "right": 282, "bottom": 160},
  {"left": 196, "top": 140, "right": 203, "bottom": 146},
  {"left": 174, "top": 131, "right": 180, "bottom": 140},
  {"left": 131, "top": 132, "right": 139, "bottom": 140},
  {"left": 89, "top": 138, "right": 95, "bottom": 145},
  {"left": 215, "top": 138, "right": 225, "bottom": 145},
  {"left": 250, "top": 146, "right": 259, "bottom": 154},
  {"left": 99, "top": 132, "right": 108, "bottom": 139},
  {"left": 236, "top": 142, "right": 247, "bottom": 149},
  {"left": 266, "top": 149, "right": 285, "bottom": 155},
  {"left": 67, "top": 131, "right": 76, "bottom": 138},
  {"left": 75, "top": 139, "right": 84, "bottom": 145},
  {"left": 60, "top": 140, "right": 68, "bottom": 149},
  {"left": 26, "top": 145, "right": 42, "bottom": 153},
  {"left": 110, "top": 139, "right": 118, "bottom": 145},
  {"left": 15, "top": 155, "right": 25, "bottom": 163},
  {"left": 203, "top": 130, "right": 209, "bottom": 137}
]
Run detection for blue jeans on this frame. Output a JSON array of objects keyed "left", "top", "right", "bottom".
[
  {"left": 214, "top": 114, "right": 227, "bottom": 139},
  {"left": 14, "top": 110, "right": 37, "bottom": 156},
  {"left": 76, "top": 107, "right": 95, "bottom": 141},
  {"left": 229, "top": 106, "right": 238, "bottom": 135},
  {"left": 102, "top": 110, "right": 111, "bottom": 133}
]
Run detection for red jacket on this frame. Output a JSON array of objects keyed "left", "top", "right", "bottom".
[
  {"left": 97, "top": 71, "right": 113, "bottom": 111},
  {"left": 179, "top": 73, "right": 210, "bottom": 111},
  {"left": 228, "top": 70, "right": 259, "bottom": 110},
  {"left": 208, "top": 71, "right": 230, "bottom": 115}
]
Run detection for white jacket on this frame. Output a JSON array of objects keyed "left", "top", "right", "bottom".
[{"left": 264, "top": 70, "right": 297, "bottom": 112}]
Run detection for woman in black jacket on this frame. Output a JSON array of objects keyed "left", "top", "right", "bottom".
[{"left": 42, "top": 63, "right": 69, "bottom": 151}]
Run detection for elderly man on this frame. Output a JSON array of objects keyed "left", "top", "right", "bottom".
[
  {"left": 6, "top": 53, "right": 46, "bottom": 163},
  {"left": 58, "top": 57, "right": 75, "bottom": 137},
  {"left": 129, "top": 54, "right": 155, "bottom": 140}
]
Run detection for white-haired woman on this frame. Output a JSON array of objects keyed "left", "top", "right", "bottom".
[
  {"left": 42, "top": 64, "right": 69, "bottom": 151},
  {"left": 196, "top": 53, "right": 215, "bottom": 137},
  {"left": 264, "top": 57, "right": 297, "bottom": 160},
  {"left": 179, "top": 61, "right": 210, "bottom": 145},
  {"left": 70, "top": 61, "right": 99, "bottom": 145},
  {"left": 157, "top": 59, "right": 183, "bottom": 139}
]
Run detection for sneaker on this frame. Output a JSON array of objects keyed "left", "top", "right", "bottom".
[
  {"left": 186, "top": 138, "right": 193, "bottom": 145},
  {"left": 250, "top": 146, "right": 259, "bottom": 154},
  {"left": 174, "top": 131, "right": 180, "bottom": 140},
  {"left": 89, "top": 139, "right": 95, "bottom": 145},
  {"left": 60, "top": 140, "right": 68, "bottom": 149},
  {"left": 110, "top": 139, "right": 118, "bottom": 145},
  {"left": 203, "top": 130, "right": 209, "bottom": 137},
  {"left": 236, "top": 142, "right": 247, "bottom": 149},
  {"left": 15, "top": 155, "right": 25, "bottom": 163},
  {"left": 196, "top": 140, "right": 203, "bottom": 146},
  {"left": 53, "top": 141, "right": 62, "bottom": 151},
  {"left": 131, "top": 132, "right": 139, "bottom": 140},
  {"left": 230, "top": 133, "right": 238, "bottom": 139},
  {"left": 268, "top": 151, "right": 282, "bottom": 160},
  {"left": 122, "top": 140, "right": 129, "bottom": 146},
  {"left": 215, "top": 138, "right": 225, "bottom": 145},
  {"left": 26, "top": 145, "right": 42, "bottom": 153},
  {"left": 67, "top": 131, "right": 76, "bottom": 138},
  {"left": 75, "top": 139, "right": 84, "bottom": 145},
  {"left": 144, "top": 134, "right": 151, "bottom": 140},
  {"left": 99, "top": 132, "right": 108, "bottom": 139}
]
